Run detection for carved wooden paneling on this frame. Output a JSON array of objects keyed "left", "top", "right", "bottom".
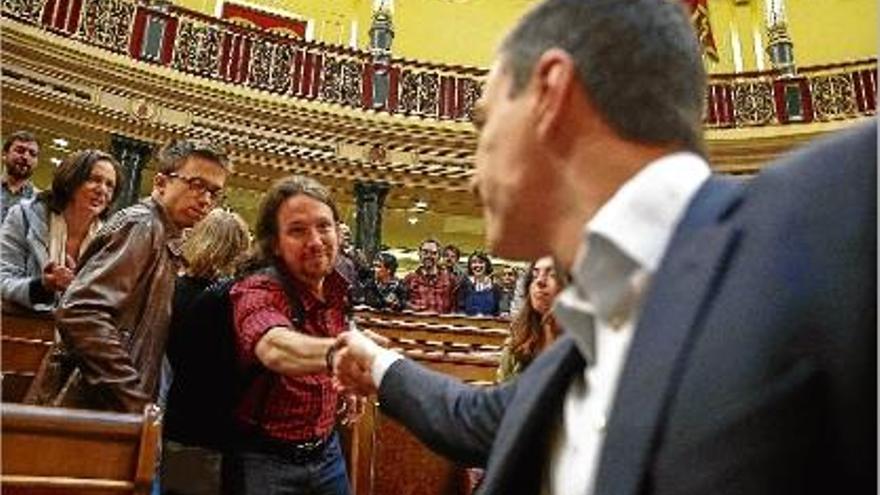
[
  {"left": 811, "top": 73, "right": 858, "bottom": 120},
  {"left": 173, "top": 19, "right": 222, "bottom": 77},
  {"left": 2, "top": 0, "right": 44, "bottom": 23},
  {"left": 77, "top": 0, "right": 134, "bottom": 53}
]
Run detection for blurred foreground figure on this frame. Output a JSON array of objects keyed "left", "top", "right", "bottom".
[{"left": 332, "top": 0, "right": 876, "bottom": 494}]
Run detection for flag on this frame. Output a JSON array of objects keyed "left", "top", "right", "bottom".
[{"left": 683, "top": 0, "right": 719, "bottom": 62}]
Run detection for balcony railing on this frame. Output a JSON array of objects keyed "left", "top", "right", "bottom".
[{"left": 3, "top": 0, "right": 876, "bottom": 127}]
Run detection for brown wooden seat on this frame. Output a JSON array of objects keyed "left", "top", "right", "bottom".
[
  {"left": 347, "top": 310, "right": 510, "bottom": 495},
  {"left": 1, "top": 403, "right": 162, "bottom": 495},
  {"left": 2, "top": 311, "right": 56, "bottom": 403},
  {"left": 354, "top": 308, "right": 509, "bottom": 378}
]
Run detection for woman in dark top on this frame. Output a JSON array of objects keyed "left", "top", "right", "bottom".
[
  {"left": 162, "top": 208, "right": 251, "bottom": 495},
  {"left": 457, "top": 251, "right": 501, "bottom": 316},
  {"left": 362, "top": 251, "right": 407, "bottom": 311}
]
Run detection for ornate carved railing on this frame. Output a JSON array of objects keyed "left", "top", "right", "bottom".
[
  {"left": 704, "top": 59, "right": 877, "bottom": 128},
  {"left": 3, "top": 0, "right": 875, "bottom": 127}
]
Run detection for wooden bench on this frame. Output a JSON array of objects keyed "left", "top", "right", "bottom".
[
  {"left": 2, "top": 311, "right": 55, "bottom": 402},
  {"left": 1, "top": 403, "right": 162, "bottom": 495},
  {"left": 347, "top": 309, "right": 511, "bottom": 495},
  {"left": 354, "top": 307, "right": 508, "bottom": 384}
]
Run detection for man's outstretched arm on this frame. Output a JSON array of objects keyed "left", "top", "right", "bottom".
[{"left": 334, "top": 330, "right": 513, "bottom": 466}]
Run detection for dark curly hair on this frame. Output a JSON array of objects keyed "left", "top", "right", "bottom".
[{"left": 39, "top": 149, "right": 122, "bottom": 219}]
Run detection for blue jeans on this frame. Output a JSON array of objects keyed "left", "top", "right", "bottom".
[{"left": 222, "top": 433, "right": 351, "bottom": 495}]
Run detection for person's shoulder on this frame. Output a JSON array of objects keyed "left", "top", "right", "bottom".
[
  {"left": 756, "top": 121, "right": 875, "bottom": 191},
  {"left": 742, "top": 121, "right": 875, "bottom": 221},
  {"left": 96, "top": 200, "right": 164, "bottom": 239},
  {"left": 231, "top": 271, "right": 283, "bottom": 294}
]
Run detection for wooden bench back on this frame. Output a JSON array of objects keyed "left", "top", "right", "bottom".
[
  {"left": 346, "top": 310, "right": 511, "bottom": 495},
  {"left": 353, "top": 307, "right": 509, "bottom": 383},
  {"left": 2, "top": 311, "right": 55, "bottom": 402},
  {"left": 1, "top": 403, "right": 162, "bottom": 495}
]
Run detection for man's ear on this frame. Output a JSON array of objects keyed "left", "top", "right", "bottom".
[
  {"left": 531, "top": 49, "right": 577, "bottom": 140},
  {"left": 153, "top": 173, "right": 168, "bottom": 195}
]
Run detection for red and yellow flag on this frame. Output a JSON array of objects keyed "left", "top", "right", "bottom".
[{"left": 682, "top": 0, "right": 719, "bottom": 62}]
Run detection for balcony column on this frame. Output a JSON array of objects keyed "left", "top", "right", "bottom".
[
  {"left": 368, "top": 5, "right": 394, "bottom": 110},
  {"left": 353, "top": 180, "right": 390, "bottom": 261},
  {"left": 765, "top": 0, "right": 796, "bottom": 76},
  {"left": 109, "top": 134, "right": 153, "bottom": 210},
  {"left": 764, "top": 0, "right": 805, "bottom": 122}
]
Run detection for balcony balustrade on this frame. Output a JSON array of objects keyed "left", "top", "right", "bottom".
[{"left": 2, "top": 0, "right": 875, "bottom": 127}]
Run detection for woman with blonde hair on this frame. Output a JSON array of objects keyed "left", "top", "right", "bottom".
[
  {"left": 162, "top": 208, "right": 251, "bottom": 495},
  {"left": 496, "top": 256, "right": 569, "bottom": 382}
]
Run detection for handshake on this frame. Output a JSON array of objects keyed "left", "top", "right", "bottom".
[
  {"left": 327, "top": 328, "right": 392, "bottom": 398},
  {"left": 327, "top": 329, "right": 392, "bottom": 427}
]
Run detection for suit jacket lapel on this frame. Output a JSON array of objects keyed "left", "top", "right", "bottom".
[
  {"left": 479, "top": 338, "right": 585, "bottom": 495},
  {"left": 594, "top": 177, "right": 744, "bottom": 495}
]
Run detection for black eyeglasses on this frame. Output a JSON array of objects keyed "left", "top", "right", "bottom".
[{"left": 165, "top": 172, "right": 225, "bottom": 203}]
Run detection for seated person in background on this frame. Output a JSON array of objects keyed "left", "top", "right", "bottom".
[
  {"left": 457, "top": 251, "right": 501, "bottom": 316},
  {"left": 0, "top": 149, "right": 120, "bottom": 312},
  {"left": 496, "top": 256, "right": 568, "bottom": 382},
  {"left": 335, "top": 222, "right": 367, "bottom": 303},
  {"left": 162, "top": 208, "right": 251, "bottom": 495},
  {"left": 441, "top": 243, "right": 466, "bottom": 285},
  {"left": 1, "top": 130, "right": 40, "bottom": 222},
  {"left": 495, "top": 265, "right": 518, "bottom": 316},
  {"left": 362, "top": 251, "right": 407, "bottom": 311},
  {"left": 404, "top": 238, "right": 456, "bottom": 313}
]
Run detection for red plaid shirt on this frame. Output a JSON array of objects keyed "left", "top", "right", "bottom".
[
  {"left": 230, "top": 270, "right": 349, "bottom": 442},
  {"left": 404, "top": 267, "right": 456, "bottom": 313}
]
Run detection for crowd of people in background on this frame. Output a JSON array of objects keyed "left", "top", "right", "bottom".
[{"left": 348, "top": 237, "right": 532, "bottom": 318}]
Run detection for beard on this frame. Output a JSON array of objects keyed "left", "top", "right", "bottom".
[{"left": 6, "top": 161, "right": 34, "bottom": 180}]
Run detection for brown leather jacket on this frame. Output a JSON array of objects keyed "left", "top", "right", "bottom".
[{"left": 54, "top": 197, "right": 183, "bottom": 413}]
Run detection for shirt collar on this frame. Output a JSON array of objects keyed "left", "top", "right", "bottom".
[
  {"left": 2, "top": 178, "right": 34, "bottom": 195},
  {"left": 554, "top": 152, "right": 710, "bottom": 361},
  {"left": 289, "top": 268, "right": 349, "bottom": 312},
  {"left": 586, "top": 152, "right": 711, "bottom": 273}
]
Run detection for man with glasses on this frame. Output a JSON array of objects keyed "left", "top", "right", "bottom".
[
  {"left": 404, "top": 238, "right": 456, "bottom": 314},
  {"left": 52, "top": 139, "right": 230, "bottom": 412}
]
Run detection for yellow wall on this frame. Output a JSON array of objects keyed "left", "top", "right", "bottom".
[
  {"left": 174, "top": 0, "right": 876, "bottom": 72},
  {"left": 392, "top": 0, "right": 532, "bottom": 67},
  {"left": 707, "top": 0, "right": 877, "bottom": 73}
]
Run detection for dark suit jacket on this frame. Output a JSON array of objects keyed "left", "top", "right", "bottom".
[{"left": 378, "top": 121, "right": 876, "bottom": 495}]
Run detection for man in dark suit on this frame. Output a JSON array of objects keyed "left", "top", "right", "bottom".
[{"left": 332, "top": 0, "right": 876, "bottom": 493}]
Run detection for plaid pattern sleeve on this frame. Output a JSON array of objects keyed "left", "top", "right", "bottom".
[
  {"left": 229, "top": 272, "right": 348, "bottom": 442},
  {"left": 230, "top": 275, "right": 292, "bottom": 368}
]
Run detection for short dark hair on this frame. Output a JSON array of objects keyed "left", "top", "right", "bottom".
[
  {"left": 467, "top": 251, "right": 494, "bottom": 275},
  {"left": 156, "top": 139, "right": 231, "bottom": 174},
  {"left": 42, "top": 149, "right": 122, "bottom": 219},
  {"left": 375, "top": 252, "right": 399, "bottom": 276},
  {"left": 499, "top": 0, "right": 706, "bottom": 154},
  {"left": 253, "top": 175, "right": 339, "bottom": 267},
  {"left": 443, "top": 244, "right": 462, "bottom": 258},
  {"left": 420, "top": 238, "right": 441, "bottom": 251},
  {"left": 3, "top": 131, "right": 38, "bottom": 153}
]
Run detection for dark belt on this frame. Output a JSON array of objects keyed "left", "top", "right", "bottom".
[{"left": 241, "top": 432, "right": 333, "bottom": 464}]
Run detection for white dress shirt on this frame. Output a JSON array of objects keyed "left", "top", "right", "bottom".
[
  {"left": 371, "top": 152, "right": 710, "bottom": 495},
  {"left": 544, "top": 152, "right": 710, "bottom": 495}
]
